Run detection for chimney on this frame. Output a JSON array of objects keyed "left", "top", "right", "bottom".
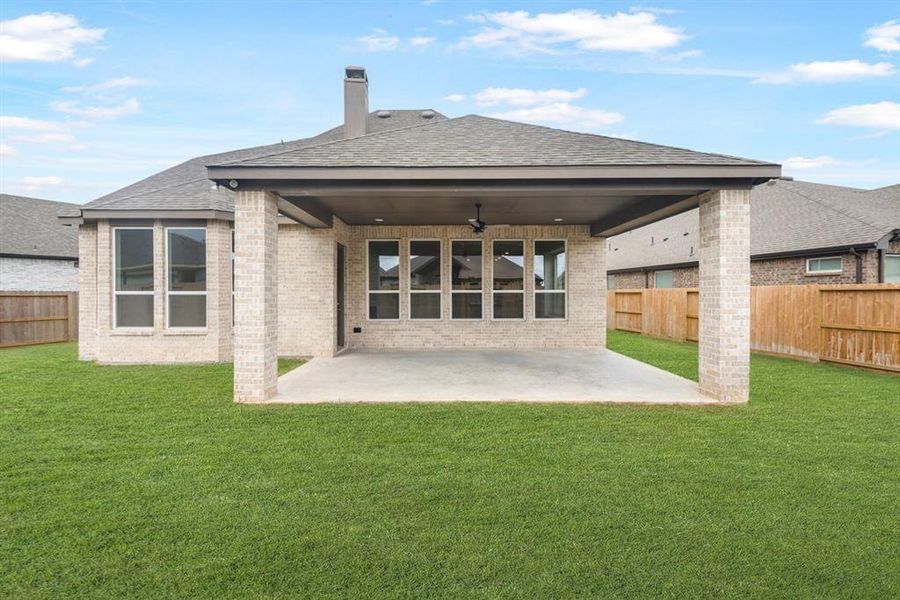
[{"left": 344, "top": 66, "right": 368, "bottom": 138}]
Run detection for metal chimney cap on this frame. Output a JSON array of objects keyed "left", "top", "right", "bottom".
[{"left": 345, "top": 66, "right": 367, "bottom": 81}]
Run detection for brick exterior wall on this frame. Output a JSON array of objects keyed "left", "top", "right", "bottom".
[
  {"left": 0, "top": 256, "right": 79, "bottom": 291},
  {"left": 78, "top": 223, "right": 97, "bottom": 360},
  {"left": 698, "top": 189, "right": 750, "bottom": 404}
]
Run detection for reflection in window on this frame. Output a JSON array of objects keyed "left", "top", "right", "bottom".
[
  {"left": 409, "top": 240, "right": 441, "bottom": 319},
  {"left": 654, "top": 270, "right": 673, "bottom": 289},
  {"left": 534, "top": 240, "right": 566, "bottom": 319},
  {"left": 886, "top": 255, "right": 900, "bottom": 283},
  {"left": 167, "top": 228, "right": 207, "bottom": 327},
  {"left": 451, "top": 240, "right": 482, "bottom": 319},
  {"left": 114, "top": 228, "right": 154, "bottom": 327},
  {"left": 493, "top": 240, "right": 524, "bottom": 319},
  {"left": 368, "top": 240, "right": 400, "bottom": 319}
]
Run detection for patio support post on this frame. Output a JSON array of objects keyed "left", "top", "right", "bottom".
[
  {"left": 698, "top": 189, "right": 751, "bottom": 403},
  {"left": 233, "top": 190, "right": 279, "bottom": 403}
]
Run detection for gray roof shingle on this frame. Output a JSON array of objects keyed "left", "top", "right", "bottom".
[
  {"left": 221, "top": 114, "right": 774, "bottom": 169},
  {"left": 606, "top": 179, "right": 900, "bottom": 271},
  {"left": 1, "top": 194, "right": 80, "bottom": 259}
]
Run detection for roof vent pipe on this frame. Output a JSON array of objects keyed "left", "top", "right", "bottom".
[{"left": 344, "top": 66, "right": 368, "bottom": 139}]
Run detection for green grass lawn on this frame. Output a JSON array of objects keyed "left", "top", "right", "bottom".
[{"left": 2, "top": 333, "right": 898, "bottom": 598}]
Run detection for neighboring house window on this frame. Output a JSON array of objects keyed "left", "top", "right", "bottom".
[
  {"left": 113, "top": 227, "right": 154, "bottom": 328},
  {"left": 166, "top": 227, "right": 207, "bottom": 328},
  {"left": 885, "top": 254, "right": 900, "bottom": 283},
  {"left": 409, "top": 240, "right": 441, "bottom": 319},
  {"left": 807, "top": 257, "right": 842, "bottom": 275},
  {"left": 607, "top": 274, "right": 615, "bottom": 290},
  {"left": 492, "top": 240, "right": 524, "bottom": 320},
  {"left": 368, "top": 240, "right": 400, "bottom": 319},
  {"left": 451, "top": 240, "right": 482, "bottom": 319},
  {"left": 655, "top": 270, "right": 674, "bottom": 288},
  {"left": 534, "top": 240, "right": 566, "bottom": 319}
]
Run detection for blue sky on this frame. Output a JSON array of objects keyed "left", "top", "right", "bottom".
[{"left": 1, "top": 1, "right": 898, "bottom": 203}]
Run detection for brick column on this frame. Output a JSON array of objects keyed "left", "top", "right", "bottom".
[
  {"left": 77, "top": 223, "right": 98, "bottom": 360},
  {"left": 233, "top": 190, "right": 279, "bottom": 402},
  {"left": 698, "top": 189, "right": 750, "bottom": 403}
]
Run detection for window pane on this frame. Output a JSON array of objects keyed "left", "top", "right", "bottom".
[
  {"left": 168, "top": 229, "right": 206, "bottom": 292},
  {"left": 885, "top": 255, "right": 900, "bottom": 283},
  {"left": 452, "top": 292, "right": 482, "bottom": 319},
  {"left": 607, "top": 274, "right": 616, "bottom": 290},
  {"left": 116, "top": 294, "right": 153, "bottom": 327},
  {"left": 369, "top": 293, "right": 399, "bottom": 319},
  {"left": 655, "top": 270, "right": 674, "bottom": 288},
  {"left": 368, "top": 241, "right": 400, "bottom": 291},
  {"left": 809, "top": 257, "right": 842, "bottom": 273},
  {"left": 493, "top": 241, "right": 524, "bottom": 290},
  {"left": 534, "top": 241, "right": 566, "bottom": 290},
  {"left": 115, "top": 229, "right": 153, "bottom": 291},
  {"left": 452, "top": 241, "right": 482, "bottom": 290},
  {"left": 493, "top": 293, "right": 523, "bottom": 319},
  {"left": 410, "top": 293, "right": 440, "bottom": 319},
  {"left": 535, "top": 292, "right": 565, "bottom": 319},
  {"left": 410, "top": 241, "right": 441, "bottom": 290},
  {"left": 169, "top": 294, "right": 207, "bottom": 327}
]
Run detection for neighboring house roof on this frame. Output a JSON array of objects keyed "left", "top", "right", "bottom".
[
  {"left": 606, "top": 179, "right": 900, "bottom": 271},
  {"left": 73, "top": 110, "right": 448, "bottom": 214},
  {"left": 0, "top": 194, "right": 80, "bottom": 259},
  {"left": 219, "top": 115, "right": 774, "bottom": 169}
]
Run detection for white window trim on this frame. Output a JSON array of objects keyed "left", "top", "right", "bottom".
[
  {"left": 112, "top": 226, "right": 154, "bottom": 329},
  {"left": 366, "top": 239, "right": 401, "bottom": 321},
  {"left": 534, "top": 239, "right": 567, "bottom": 321},
  {"left": 408, "top": 239, "right": 442, "bottom": 321},
  {"left": 450, "top": 239, "right": 484, "bottom": 321},
  {"left": 806, "top": 256, "right": 843, "bottom": 275},
  {"left": 491, "top": 239, "right": 525, "bottom": 321},
  {"left": 165, "top": 226, "right": 208, "bottom": 330},
  {"left": 654, "top": 269, "right": 674, "bottom": 288}
]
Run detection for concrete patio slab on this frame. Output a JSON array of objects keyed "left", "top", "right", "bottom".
[{"left": 272, "top": 348, "right": 714, "bottom": 405}]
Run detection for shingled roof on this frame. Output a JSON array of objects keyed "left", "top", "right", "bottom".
[
  {"left": 1, "top": 194, "right": 80, "bottom": 259},
  {"left": 218, "top": 114, "right": 774, "bottom": 169},
  {"left": 606, "top": 179, "right": 900, "bottom": 271}
]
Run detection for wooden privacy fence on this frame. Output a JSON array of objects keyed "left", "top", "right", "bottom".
[
  {"left": 608, "top": 284, "right": 900, "bottom": 373},
  {"left": 0, "top": 292, "right": 78, "bottom": 348}
]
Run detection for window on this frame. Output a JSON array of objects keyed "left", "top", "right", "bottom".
[
  {"left": 368, "top": 240, "right": 400, "bottom": 319},
  {"left": 534, "top": 240, "right": 566, "bottom": 319},
  {"left": 886, "top": 255, "right": 900, "bottom": 283},
  {"left": 409, "top": 240, "right": 442, "bottom": 319},
  {"left": 492, "top": 240, "right": 524, "bottom": 319},
  {"left": 166, "top": 228, "right": 207, "bottom": 328},
  {"left": 607, "top": 274, "right": 615, "bottom": 290},
  {"left": 114, "top": 227, "right": 154, "bottom": 328},
  {"left": 654, "top": 270, "right": 674, "bottom": 289},
  {"left": 807, "top": 256, "right": 842, "bottom": 275},
  {"left": 451, "top": 240, "right": 482, "bottom": 319}
]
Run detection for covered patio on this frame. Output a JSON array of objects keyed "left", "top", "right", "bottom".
[{"left": 273, "top": 348, "right": 711, "bottom": 404}]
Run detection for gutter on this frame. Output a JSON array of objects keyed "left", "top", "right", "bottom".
[{"left": 0, "top": 252, "right": 79, "bottom": 261}]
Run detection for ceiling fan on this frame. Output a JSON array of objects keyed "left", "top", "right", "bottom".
[{"left": 467, "top": 203, "right": 509, "bottom": 234}]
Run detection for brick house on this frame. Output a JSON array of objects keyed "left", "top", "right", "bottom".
[
  {"left": 1, "top": 194, "right": 80, "bottom": 292},
  {"left": 62, "top": 67, "right": 783, "bottom": 404},
  {"left": 607, "top": 179, "right": 899, "bottom": 289}
]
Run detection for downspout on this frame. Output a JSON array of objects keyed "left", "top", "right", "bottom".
[{"left": 849, "top": 248, "right": 862, "bottom": 284}]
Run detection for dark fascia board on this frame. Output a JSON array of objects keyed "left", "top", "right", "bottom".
[
  {"left": 607, "top": 261, "right": 698, "bottom": 274},
  {"left": 0, "top": 252, "right": 79, "bottom": 261},
  {"left": 207, "top": 164, "right": 782, "bottom": 182}
]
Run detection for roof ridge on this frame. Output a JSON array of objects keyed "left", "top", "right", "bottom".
[
  {"left": 216, "top": 112, "right": 457, "bottom": 166},
  {"left": 778, "top": 181, "right": 884, "bottom": 232},
  {"left": 465, "top": 114, "right": 776, "bottom": 166}
]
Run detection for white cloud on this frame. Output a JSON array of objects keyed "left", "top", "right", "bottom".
[
  {"left": 63, "top": 77, "right": 151, "bottom": 94},
  {"left": 443, "top": 94, "right": 466, "bottom": 102},
  {"left": 782, "top": 156, "right": 847, "bottom": 170},
  {"left": 756, "top": 60, "right": 895, "bottom": 84},
  {"left": 0, "top": 12, "right": 104, "bottom": 63},
  {"left": 22, "top": 175, "right": 64, "bottom": 191},
  {"left": 816, "top": 101, "right": 900, "bottom": 131},
  {"left": 51, "top": 97, "right": 140, "bottom": 119},
  {"left": 13, "top": 132, "right": 76, "bottom": 143},
  {"left": 488, "top": 103, "right": 624, "bottom": 130},
  {"left": 72, "top": 57, "right": 94, "bottom": 68},
  {"left": 0, "top": 116, "right": 68, "bottom": 131},
  {"left": 461, "top": 10, "right": 686, "bottom": 54},
  {"left": 358, "top": 31, "right": 400, "bottom": 51},
  {"left": 437, "top": 19, "right": 455, "bottom": 26},
  {"left": 475, "top": 86, "right": 587, "bottom": 106},
  {"left": 0, "top": 143, "right": 19, "bottom": 157},
  {"left": 865, "top": 19, "right": 900, "bottom": 52},
  {"left": 409, "top": 36, "right": 436, "bottom": 47}
]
